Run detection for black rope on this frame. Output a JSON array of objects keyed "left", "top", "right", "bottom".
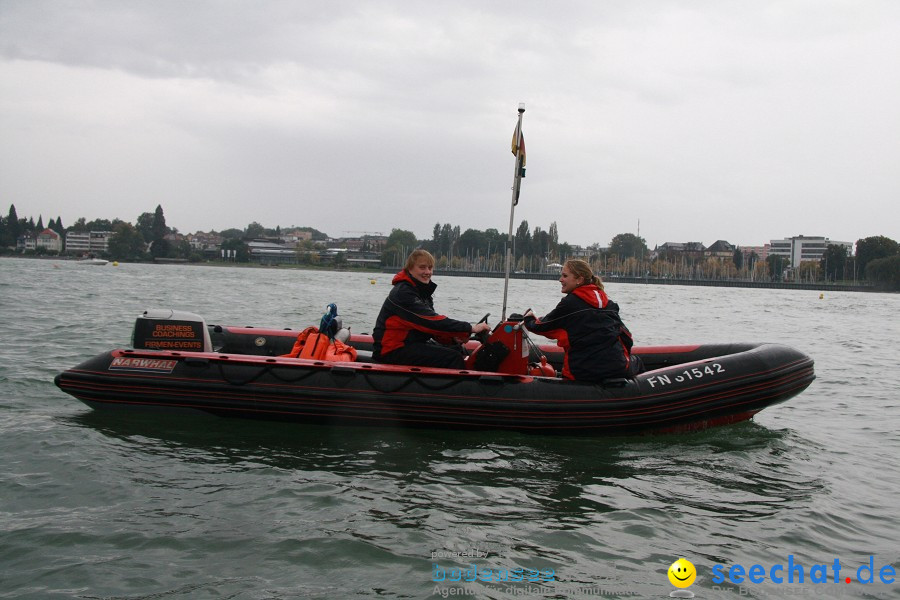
[
  {"left": 414, "top": 373, "right": 469, "bottom": 391},
  {"left": 267, "top": 364, "right": 322, "bottom": 384},
  {"left": 360, "top": 369, "right": 416, "bottom": 394},
  {"left": 215, "top": 361, "right": 273, "bottom": 386}
]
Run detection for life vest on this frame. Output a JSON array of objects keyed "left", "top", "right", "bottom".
[
  {"left": 280, "top": 326, "right": 358, "bottom": 362},
  {"left": 324, "top": 338, "right": 357, "bottom": 362}
]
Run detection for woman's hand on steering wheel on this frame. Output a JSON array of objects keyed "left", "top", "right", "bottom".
[{"left": 471, "top": 316, "right": 491, "bottom": 343}]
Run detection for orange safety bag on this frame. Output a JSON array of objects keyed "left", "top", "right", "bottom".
[
  {"left": 280, "top": 326, "right": 318, "bottom": 358},
  {"left": 324, "top": 338, "right": 357, "bottom": 362},
  {"left": 280, "top": 326, "right": 357, "bottom": 362}
]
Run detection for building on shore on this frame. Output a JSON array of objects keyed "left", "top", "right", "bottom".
[
  {"left": 246, "top": 239, "right": 298, "bottom": 263},
  {"left": 16, "top": 228, "right": 63, "bottom": 253},
  {"left": 768, "top": 235, "right": 853, "bottom": 267},
  {"left": 37, "top": 229, "right": 62, "bottom": 252},
  {"left": 652, "top": 242, "right": 706, "bottom": 261},
  {"left": 705, "top": 240, "right": 735, "bottom": 261},
  {"left": 65, "top": 231, "right": 112, "bottom": 255},
  {"left": 280, "top": 229, "right": 313, "bottom": 244},
  {"left": 740, "top": 245, "right": 769, "bottom": 262}
]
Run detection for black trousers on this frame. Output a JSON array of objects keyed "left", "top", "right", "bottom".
[{"left": 377, "top": 342, "right": 466, "bottom": 370}]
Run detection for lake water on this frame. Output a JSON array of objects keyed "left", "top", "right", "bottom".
[{"left": 1, "top": 258, "right": 898, "bottom": 599}]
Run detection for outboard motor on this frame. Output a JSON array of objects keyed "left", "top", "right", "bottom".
[{"left": 132, "top": 309, "right": 213, "bottom": 353}]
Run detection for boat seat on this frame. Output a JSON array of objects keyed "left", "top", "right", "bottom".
[
  {"left": 213, "top": 329, "right": 298, "bottom": 356},
  {"left": 354, "top": 350, "right": 374, "bottom": 363}
]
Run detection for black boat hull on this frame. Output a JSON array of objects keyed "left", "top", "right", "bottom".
[{"left": 55, "top": 329, "right": 814, "bottom": 435}]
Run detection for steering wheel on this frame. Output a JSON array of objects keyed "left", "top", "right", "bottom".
[
  {"left": 507, "top": 309, "right": 530, "bottom": 322},
  {"left": 471, "top": 313, "right": 491, "bottom": 343}
]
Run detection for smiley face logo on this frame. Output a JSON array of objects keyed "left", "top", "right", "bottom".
[{"left": 668, "top": 558, "right": 696, "bottom": 588}]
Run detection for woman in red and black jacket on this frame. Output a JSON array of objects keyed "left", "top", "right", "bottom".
[
  {"left": 523, "top": 259, "right": 638, "bottom": 383},
  {"left": 373, "top": 250, "right": 491, "bottom": 369}
]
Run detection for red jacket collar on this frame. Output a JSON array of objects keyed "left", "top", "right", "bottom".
[
  {"left": 572, "top": 284, "right": 608, "bottom": 308},
  {"left": 392, "top": 270, "right": 415, "bottom": 286},
  {"left": 392, "top": 270, "right": 437, "bottom": 295}
]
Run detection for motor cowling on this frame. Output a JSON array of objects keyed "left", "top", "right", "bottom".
[{"left": 132, "top": 309, "right": 213, "bottom": 353}]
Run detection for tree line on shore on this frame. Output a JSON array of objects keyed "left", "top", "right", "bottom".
[{"left": 3, "top": 203, "right": 899, "bottom": 290}]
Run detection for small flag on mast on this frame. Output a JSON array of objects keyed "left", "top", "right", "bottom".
[
  {"left": 502, "top": 104, "right": 526, "bottom": 321},
  {"left": 511, "top": 121, "right": 526, "bottom": 205},
  {"left": 511, "top": 123, "right": 526, "bottom": 168}
]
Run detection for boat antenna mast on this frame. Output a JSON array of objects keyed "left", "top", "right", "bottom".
[{"left": 502, "top": 103, "right": 526, "bottom": 321}]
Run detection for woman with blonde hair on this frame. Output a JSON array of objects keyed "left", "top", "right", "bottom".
[
  {"left": 372, "top": 249, "right": 490, "bottom": 369},
  {"left": 523, "top": 259, "right": 638, "bottom": 382}
]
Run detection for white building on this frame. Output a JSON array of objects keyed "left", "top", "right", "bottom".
[
  {"left": 247, "top": 240, "right": 297, "bottom": 263},
  {"left": 186, "top": 232, "right": 223, "bottom": 251},
  {"left": 16, "top": 229, "right": 63, "bottom": 252},
  {"left": 768, "top": 235, "right": 853, "bottom": 267},
  {"left": 16, "top": 235, "right": 35, "bottom": 251},
  {"left": 66, "top": 231, "right": 112, "bottom": 255},
  {"left": 36, "top": 229, "right": 62, "bottom": 252},
  {"left": 280, "top": 229, "right": 313, "bottom": 243}
]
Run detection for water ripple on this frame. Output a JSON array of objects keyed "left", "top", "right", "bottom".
[{"left": 2, "top": 259, "right": 899, "bottom": 598}]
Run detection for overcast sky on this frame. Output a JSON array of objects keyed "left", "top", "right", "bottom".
[{"left": 2, "top": 0, "right": 898, "bottom": 248}]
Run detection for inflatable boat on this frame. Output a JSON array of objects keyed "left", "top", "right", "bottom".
[{"left": 54, "top": 309, "right": 815, "bottom": 435}]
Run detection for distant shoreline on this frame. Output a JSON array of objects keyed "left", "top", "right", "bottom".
[
  {"left": 4, "top": 255, "right": 881, "bottom": 292},
  {"left": 431, "top": 269, "right": 877, "bottom": 292}
]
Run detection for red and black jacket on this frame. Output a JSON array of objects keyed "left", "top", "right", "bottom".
[
  {"left": 523, "top": 284, "right": 634, "bottom": 382},
  {"left": 372, "top": 270, "right": 473, "bottom": 358}
]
